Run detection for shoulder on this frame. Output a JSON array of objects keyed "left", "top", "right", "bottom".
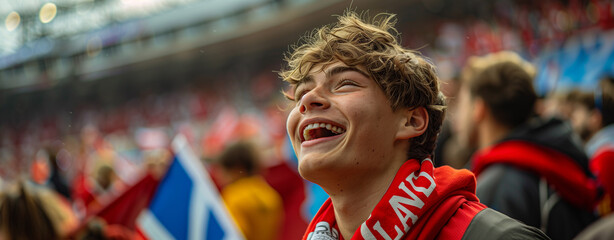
[
  {"left": 591, "top": 147, "right": 614, "bottom": 171},
  {"left": 221, "top": 178, "right": 254, "bottom": 203},
  {"left": 477, "top": 164, "right": 538, "bottom": 188},
  {"left": 476, "top": 164, "right": 538, "bottom": 202},
  {"left": 575, "top": 213, "right": 614, "bottom": 240},
  {"left": 477, "top": 164, "right": 538, "bottom": 183},
  {"left": 475, "top": 164, "right": 541, "bottom": 226},
  {"left": 461, "top": 208, "right": 550, "bottom": 240},
  {"left": 223, "top": 176, "right": 278, "bottom": 197}
]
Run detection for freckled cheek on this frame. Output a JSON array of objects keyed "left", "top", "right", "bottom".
[
  {"left": 343, "top": 98, "right": 368, "bottom": 116},
  {"left": 346, "top": 110, "right": 364, "bottom": 128},
  {"left": 346, "top": 100, "right": 381, "bottom": 119}
]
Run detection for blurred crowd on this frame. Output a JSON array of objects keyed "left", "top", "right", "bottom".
[
  {"left": 1, "top": 0, "right": 614, "bottom": 239},
  {"left": 0, "top": 65, "right": 302, "bottom": 239}
]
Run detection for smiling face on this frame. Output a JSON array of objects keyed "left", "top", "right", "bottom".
[{"left": 286, "top": 61, "right": 407, "bottom": 183}]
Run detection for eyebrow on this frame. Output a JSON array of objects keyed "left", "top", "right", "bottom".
[
  {"left": 326, "top": 66, "right": 370, "bottom": 79},
  {"left": 297, "top": 65, "right": 370, "bottom": 85}
]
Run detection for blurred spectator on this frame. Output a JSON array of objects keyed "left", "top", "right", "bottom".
[
  {"left": 213, "top": 141, "right": 283, "bottom": 240},
  {"left": 581, "top": 76, "right": 614, "bottom": 216},
  {"left": 435, "top": 75, "right": 475, "bottom": 169},
  {"left": 568, "top": 89, "right": 599, "bottom": 142},
  {"left": 30, "top": 149, "right": 52, "bottom": 186},
  {"left": 75, "top": 218, "right": 107, "bottom": 240},
  {"left": 0, "top": 180, "right": 78, "bottom": 240},
  {"left": 0, "top": 181, "right": 59, "bottom": 240},
  {"left": 539, "top": 90, "right": 579, "bottom": 120},
  {"left": 72, "top": 125, "right": 129, "bottom": 218},
  {"left": 73, "top": 217, "right": 139, "bottom": 240},
  {"left": 73, "top": 162, "right": 126, "bottom": 218},
  {"left": 456, "top": 51, "right": 598, "bottom": 239},
  {"left": 94, "top": 165, "right": 117, "bottom": 195},
  {"left": 45, "top": 145, "right": 73, "bottom": 200}
]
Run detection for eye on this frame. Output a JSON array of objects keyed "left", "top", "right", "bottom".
[
  {"left": 336, "top": 79, "right": 360, "bottom": 90},
  {"left": 295, "top": 88, "right": 309, "bottom": 101}
]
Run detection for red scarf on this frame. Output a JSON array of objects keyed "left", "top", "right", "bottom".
[
  {"left": 472, "top": 140, "right": 599, "bottom": 210},
  {"left": 303, "top": 159, "right": 486, "bottom": 240}
]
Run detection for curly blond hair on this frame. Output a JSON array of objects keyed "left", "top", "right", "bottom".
[{"left": 280, "top": 11, "right": 445, "bottom": 161}]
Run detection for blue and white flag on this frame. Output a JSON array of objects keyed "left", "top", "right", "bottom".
[{"left": 137, "top": 134, "right": 244, "bottom": 240}]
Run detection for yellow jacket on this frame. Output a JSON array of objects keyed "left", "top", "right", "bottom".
[{"left": 221, "top": 175, "right": 283, "bottom": 240}]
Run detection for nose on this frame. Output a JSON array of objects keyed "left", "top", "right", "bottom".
[{"left": 299, "top": 87, "right": 330, "bottom": 114}]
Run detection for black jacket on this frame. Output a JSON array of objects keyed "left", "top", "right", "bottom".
[
  {"left": 462, "top": 208, "right": 550, "bottom": 240},
  {"left": 475, "top": 117, "right": 598, "bottom": 240}
]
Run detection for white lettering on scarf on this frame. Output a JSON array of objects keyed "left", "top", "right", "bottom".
[
  {"left": 308, "top": 222, "right": 339, "bottom": 240},
  {"left": 361, "top": 165, "right": 437, "bottom": 239}
]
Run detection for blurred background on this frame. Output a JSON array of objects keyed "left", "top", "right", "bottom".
[{"left": 0, "top": 0, "right": 613, "bottom": 239}]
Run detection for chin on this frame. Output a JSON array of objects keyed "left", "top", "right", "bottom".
[
  {"left": 297, "top": 156, "right": 332, "bottom": 183},
  {"left": 297, "top": 163, "right": 318, "bottom": 183}
]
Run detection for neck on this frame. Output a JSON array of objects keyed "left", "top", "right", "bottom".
[
  {"left": 325, "top": 150, "right": 407, "bottom": 239},
  {"left": 478, "top": 119, "right": 512, "bottom": 149}
]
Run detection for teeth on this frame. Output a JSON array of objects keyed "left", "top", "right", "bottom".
[{"left": 302, "top": 122, "right": 345, "bottom": 141}]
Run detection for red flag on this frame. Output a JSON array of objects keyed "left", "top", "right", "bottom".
[
  {"left": 95, "top": 174, "right": 159, "bottom": 229},
  {"left": 69, "top": 173, "right": 160, "bottom": 238}
]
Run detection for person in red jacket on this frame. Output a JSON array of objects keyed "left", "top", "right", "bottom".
[
  {"left": 279, "top": 11, "right": 548, "bottom": 240},
  {"left": 455, "top": 51, "right": 599, "bottom": 240}
]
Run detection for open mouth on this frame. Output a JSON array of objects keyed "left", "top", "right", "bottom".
[{"left": 301, "top": 122, "right": 346, "bottom": 142}]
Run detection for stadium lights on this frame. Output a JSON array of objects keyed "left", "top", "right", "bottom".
[
  {"left": 39, "top": 3, "right": 58, "bottom": 24},
  {"left": 5, "top": 11, "right": 20, "bottom": 31}
]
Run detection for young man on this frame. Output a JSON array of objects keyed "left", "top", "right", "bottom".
[
  {"left": 455, "top": 51, "right": 598, "bottom": 239},
  {"left": 280, "top": 12, "right": 548, "bottom": 240}
]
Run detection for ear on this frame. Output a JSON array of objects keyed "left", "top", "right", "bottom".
[{"left": 395, "top": 106, "right": 429, "bottom": 140}]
